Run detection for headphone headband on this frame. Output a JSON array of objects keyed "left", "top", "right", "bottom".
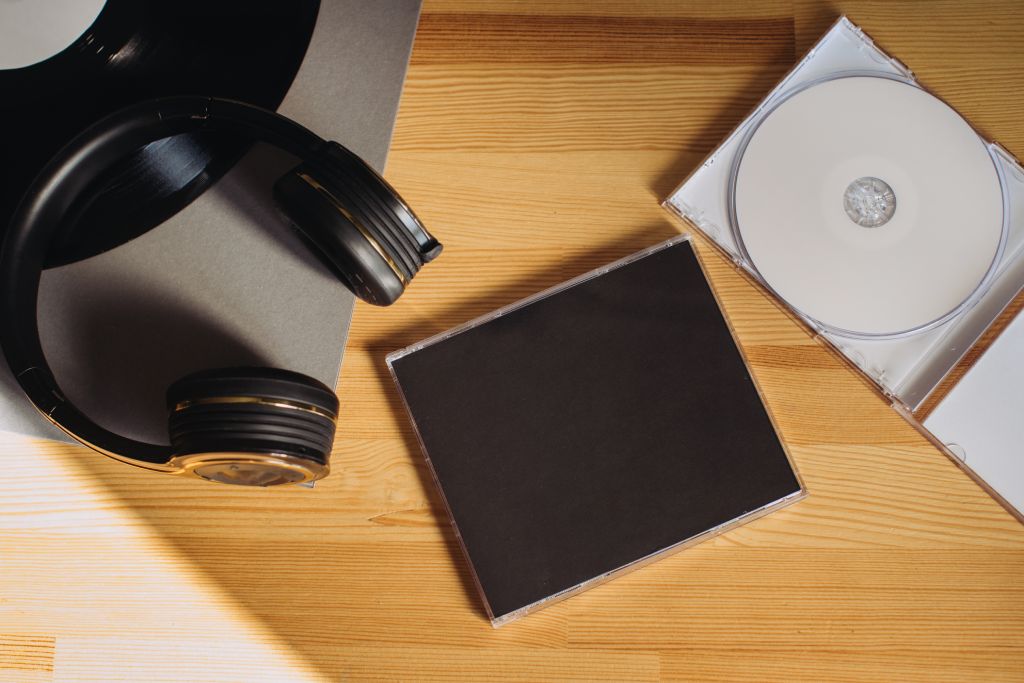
[{"left": 0, "top": 97, "right": 335, "bottom": 467}]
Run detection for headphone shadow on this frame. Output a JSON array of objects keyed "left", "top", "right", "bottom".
[
  {"left": 45, "top": 223, "right": 677, "bottom": 682},
  {"left": 46, "top": 283, "right": 270, "bottom": 446},
  {"left": 213, "top": 143, "right": 324, "bottom": 270}
]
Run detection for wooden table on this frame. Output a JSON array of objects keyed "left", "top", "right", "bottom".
[{"left": 2, "top": 2, "right": 1023, "bottom": 681}]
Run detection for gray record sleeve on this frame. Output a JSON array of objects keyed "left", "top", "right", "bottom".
[{"left": 0, "top": 0, "right": 423, "bottom": 444}]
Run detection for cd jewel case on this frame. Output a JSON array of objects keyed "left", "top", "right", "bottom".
[
  {"left": 388, "top": 238, "right": 804, "bottom": 626},
  {"left": 664, "top": 17, "right": 1024, "bottom": 521}
]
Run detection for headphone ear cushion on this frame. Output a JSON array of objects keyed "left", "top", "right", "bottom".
[
  {"left": 167, "top": 367, "right": 338, "bottom": 485},
  {"left": 274, "top": 164, "right": 407, "bottom": 306}
]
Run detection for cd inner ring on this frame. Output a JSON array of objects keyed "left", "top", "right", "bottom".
[
  {"left": 843, "top": 176, "right": 896, "bottom": 228},
  {"left": 726, "top": 72, "right": 1009, "bottom": 341}
]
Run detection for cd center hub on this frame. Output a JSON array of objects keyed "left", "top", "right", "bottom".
[{"left": 843, "top": 176, "right": 896, "bottom": 228}]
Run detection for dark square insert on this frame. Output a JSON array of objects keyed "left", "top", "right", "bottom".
[{"left": 388, "top": 239, "right": 803, "bottom": 623}]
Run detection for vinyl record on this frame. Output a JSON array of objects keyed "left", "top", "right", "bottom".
[
  {"left": 0, "top": 0, "right": 320, "bottom": 266},
  {"left": 730, "top": 76, "right": 1005, "bottom": 337}
]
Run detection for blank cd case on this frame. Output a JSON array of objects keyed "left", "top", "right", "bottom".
[
  {"left": 387, "top": 237, "right": 804, "bottom": 625},
  {"left": 663, "top": 17, "right": 1024, "bottom": 521}
]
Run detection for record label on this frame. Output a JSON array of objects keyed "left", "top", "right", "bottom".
[
  {"left": 731, "top": 76, "right": 1004, "bottom": 337},
  {"left": 0, "top": 0, "right": 106, "bottom": 70}
]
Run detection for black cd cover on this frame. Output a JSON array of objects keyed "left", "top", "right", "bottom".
[{"left": 388, "top": 237, "right": 804, "bottom": 625}]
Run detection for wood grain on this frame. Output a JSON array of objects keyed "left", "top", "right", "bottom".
[
  {"left": 410, "top": 14, "right": 795, "bottom": 65},
  {"left": 2, "top": 1, "right": 1023, "bottom": 681}
]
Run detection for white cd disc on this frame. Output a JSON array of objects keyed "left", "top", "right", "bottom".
[{"left": 732, "top": 76, "right": 1004, "bottom": 336}]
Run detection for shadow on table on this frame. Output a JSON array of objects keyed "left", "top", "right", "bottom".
[
  {"left": 649, "top": 21, "right": 802, "bottom": 202},
  {"left": 50, "top": 223, "right": 674, "bottom": 681}
]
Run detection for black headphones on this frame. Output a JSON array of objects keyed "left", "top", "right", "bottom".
[{"left": 0, "top": 96, "right": 442, "bottom": 487}]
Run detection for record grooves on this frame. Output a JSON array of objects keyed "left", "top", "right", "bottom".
[{"left": 0, "top": 0, "right": 320, "bottom": 266}]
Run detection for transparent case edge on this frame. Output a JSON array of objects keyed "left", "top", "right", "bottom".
[{"left": 385, "top": 235, "right": 807, "bottom": 625}]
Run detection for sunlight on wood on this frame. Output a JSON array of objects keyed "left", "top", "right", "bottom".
[{"left": 0, "top": 433, "right": 321, "bottom": 683}]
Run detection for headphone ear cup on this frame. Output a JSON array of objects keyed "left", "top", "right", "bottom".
[
  {"left": 166, "top": 367, "right": 338, "bottom": 486},
  {"left": 274, "top": 164, "right": 408, "bottom": 306}
]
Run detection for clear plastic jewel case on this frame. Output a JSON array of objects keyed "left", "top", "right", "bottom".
[{"left": 663, "top": 17, "right": 1024, "bottom": 520}]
